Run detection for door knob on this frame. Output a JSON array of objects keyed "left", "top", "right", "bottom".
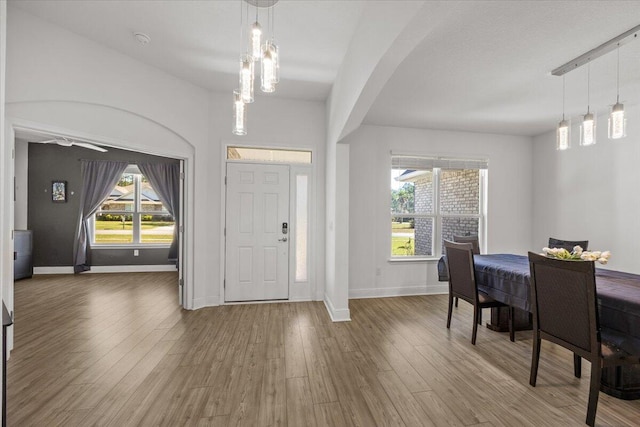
[{"left": 278, "top": 237, "right": 288, "bottom": 242}]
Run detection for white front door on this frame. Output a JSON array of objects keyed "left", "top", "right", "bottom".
[{"left": 225, "top": 163, "right": 290, "bottom": 302}]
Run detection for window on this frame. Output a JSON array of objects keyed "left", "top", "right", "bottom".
[
  {"left": 92, "top": 166, "right": 175, "bottom": 245},
  {"left": 391, "top": 156, "right": 487, "bottom": 258},
  {"left": 227, "top": 146, "right": 312, "bottom": 164}
]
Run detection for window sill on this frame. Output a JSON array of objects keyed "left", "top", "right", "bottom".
[
  {"left": 388, "top": 257, "right": 440, "bottom": 263},
  {"left": 92, "top": 244, "right": 171, "bottom": 250}
]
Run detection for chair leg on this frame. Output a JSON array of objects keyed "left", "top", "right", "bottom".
[
  {"left": 478, "top": 308, "right": 482, "bottom": 325},
  {"left": 573, "top": 354, "right": 582, "bottom": 378},
  {"left": 447, "top": 293, "right": 453, "bottom": 329},
  {"left": 472, "top": 305, "right": 479, "bottom": 345},
  {"left": 508, "top": 306, "right": 515, "bottom": 342},
  {"left": 454, "top": 297, "right": 459, "bottom": 307},
  {"left": 586, "top": 360, "right": 602, "bottom": 427},
  {"left": 529, "top": 334, "right": 541, "bottom": 386}
]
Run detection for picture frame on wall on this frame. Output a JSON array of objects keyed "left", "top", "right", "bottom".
[{"left": 52, "top": 180, "right": 67, "bottom": 203}]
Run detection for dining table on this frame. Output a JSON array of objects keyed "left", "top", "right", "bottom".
[{"left": 438, "top": 253, "right": 640, "bottom": 400}]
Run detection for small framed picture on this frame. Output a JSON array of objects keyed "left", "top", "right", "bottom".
[{"left": 52, "top": 180, "right": 67, "bottom": 203}]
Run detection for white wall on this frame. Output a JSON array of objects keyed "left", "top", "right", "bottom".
[
  {"left": 4, "top": 6, "right": 327, "bottom": 312},
  {"left": 533, "top": 105, "right": 640, "bottom": 273},
  {"left": 347, "top": 125, "right": 533, "bottom": 298}
]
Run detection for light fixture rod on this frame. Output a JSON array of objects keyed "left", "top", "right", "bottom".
[{"left": 551, "top": 24, "right": 640, "bottom": 76}]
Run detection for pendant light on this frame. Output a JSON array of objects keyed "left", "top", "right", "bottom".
[
  {"left": 557, "top": 76, "right": 570, "bottom": 151},
  {"left": 261, "top": 6, "right": 278, "bottom": 92},
  {"left": 580, "top": 63, "right": 596, "bottom": 146},
  {"left": 609, "top": 44, "right": 627, "bottom": 139},
  {"left": 249, "top": 5, "right": 262, "bottom": 60},
  {"left": 232, "top": 90, "right": 247, "bottom": 135}
]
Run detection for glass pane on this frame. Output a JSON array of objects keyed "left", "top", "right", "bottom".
[
  {"left": 141, "top": 214, "right": 175, "bottom": 244},
  {"left": 440, "top": 169, "right": 480, "bottom": 214},
  {"left": 94, "top": 214, "right": 133, "bottom": 244},
  {"left": 98, "top": 173, "right": 135, "bottom": 213},
  {"left": 295, "top": 175, "right": 308, "bottom": 282},
  {"left": 140, "top": 176, "right": 170, "bottom": 214},
  {"left": 391, "top": 217, "right": 433, "bottom": 257},
  {"left": 441, "top": 217, "right": 480, "bottom": 254},
  {"left": 391, "top": 168, "right": 433, "bottom": 214},
  {"left": 227, "top": 146, "right": 312, "bottom": 164}
]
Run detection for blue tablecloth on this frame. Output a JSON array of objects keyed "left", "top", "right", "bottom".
[{"left": 439, "top": 254, "right": 640, "bottom": 342}]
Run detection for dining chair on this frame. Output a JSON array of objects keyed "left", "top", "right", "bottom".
[
  {"left": 548, "top": 237, "right": 589, "bottom": 252},
  {"left": 453, "top": 234, "right": 480, "bottom": 255},
  {"left": 452, "top": 235, "right": 480, "bottom": 307},
  {"left": 444, "top": 240, "right": 514, "bottom": 344},
  {"left": 527, "top": 252, "right": 640, "bottom": 426}
]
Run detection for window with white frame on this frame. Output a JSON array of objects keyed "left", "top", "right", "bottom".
[
  {"left": 391, "top": 156, "right": 488, "bottom": 258},
  {"left": 92, "top": 165, "right": 175, "bottom": 245}
]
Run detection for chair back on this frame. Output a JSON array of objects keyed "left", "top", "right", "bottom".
[
  {"left": 444, "top": 240, "right": 477, "bottom": 302},
  {"left": 548, "top": 237, "right": 589, "bottom": 252},
  {"left": 528, "top": 252, "right": 600, "bottom": 356},
  {"left": 453, "top": 235, "right": 480, "bottom": 254}
]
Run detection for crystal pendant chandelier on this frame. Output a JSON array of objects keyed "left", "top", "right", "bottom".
[
  {"left": 609, "top": 44, "right": 627, "bottom": 140},
  {"left": 579, "top": 64, "right": 596, "bottom": 147},
  {"left": 232, "top": 0, "right": 280, "bottom": 135},
  {"left": 557, "top": 76, "right": 570, "bottom": 151}
]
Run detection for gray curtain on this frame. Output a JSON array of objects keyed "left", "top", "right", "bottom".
[
  {"left": 73, "top": 160, "right": 128, "bottom": 273},
  {"left": 138, "top": 162, "right": 180, "bottom": 262}
]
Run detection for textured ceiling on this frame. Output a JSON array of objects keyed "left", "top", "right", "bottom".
[{"left": 10, "top": 0, "right": 640, "bottom": 137}]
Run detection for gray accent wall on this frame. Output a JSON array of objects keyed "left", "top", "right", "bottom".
[{"left": 27, "top": 143, "right": 179, "bottom": 267}]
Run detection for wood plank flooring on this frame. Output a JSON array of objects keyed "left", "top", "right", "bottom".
[{"left": 7, "top": 273, "right": 640, "bottom": 426}]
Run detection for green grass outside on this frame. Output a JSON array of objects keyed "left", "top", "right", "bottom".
[
  {"left": 95, "top": 220, "right": 173, "bottom": 244},
  {"left": 95, "top": 221, "right": 172, "bottom": 231},
  {"left": 391, "top": 221, "right": 414, "bottom": 232},
  {"left": 392, "top": 236, "right": 414, "bottom": 256}
]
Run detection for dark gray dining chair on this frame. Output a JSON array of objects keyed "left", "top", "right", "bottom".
[
  {"left": 548, "top": 237, "right": 589, "bottom": 252},
  {"left": 527, "top": 252, "right": 640, "bottom": 426},
  {"left": 452, "top": 235, "right": 480, "bottom": 307},
  {"left": 444, "top": 240, "right": 514, "bottom": 344},
  {"left": 453, "top": 234, "right": 480, "bottom": 255}
]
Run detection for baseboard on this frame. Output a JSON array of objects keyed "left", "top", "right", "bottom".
[
  {"left": 349, "top": 283, "right": 448, "bottom": 299},
  {"left": 33, "top": 266, "right": 74, "bottom": 274},
  {"left": 192, "top": 295, "right": 220, "bottom": 309},
  {"left": 34, "top": 265, "right": 177, "bottom": 275},
  {"left": 323, "top": 295, "right": 351, "bottom": 322}
]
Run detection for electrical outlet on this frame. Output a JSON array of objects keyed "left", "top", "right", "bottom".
[{"left": 134, "top": 249, "right": 139, "bottom": 256}]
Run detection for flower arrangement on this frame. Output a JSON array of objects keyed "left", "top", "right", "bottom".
[{"left": 542, "top": 246, "right": 611, "bottom": 265}]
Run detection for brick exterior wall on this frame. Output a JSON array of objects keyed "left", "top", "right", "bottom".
[{"left": 414, "top": 169, "right": 480, "bottom": 256}]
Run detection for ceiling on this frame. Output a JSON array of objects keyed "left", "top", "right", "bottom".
[{"left": 10, "top": 0, "right": 640, "bottom": 138}]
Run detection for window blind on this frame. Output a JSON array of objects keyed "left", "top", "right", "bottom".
[{"left": 392, "top": 155, "right": 488, "bottom": 170}]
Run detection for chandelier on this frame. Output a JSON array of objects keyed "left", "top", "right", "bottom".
[{"left": 233, "top": 0, "right": 280, "bottom": 136}]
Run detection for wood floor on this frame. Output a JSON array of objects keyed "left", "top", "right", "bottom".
[{"left": 7, "top": 273, "right": 640, "bottom": 426}]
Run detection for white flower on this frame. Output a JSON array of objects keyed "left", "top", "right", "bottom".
[
  {"left": 573, "top": 245, "right": 583, "bottom": 255},
  {"left": 600, "top": 251, "right": 611, "bottom": 260},
  {"left": 597, "top": 257, "right": 608, "bottom": 265}
]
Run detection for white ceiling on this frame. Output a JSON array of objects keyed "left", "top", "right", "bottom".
[{"left": 10, "top": 0, "right": 640, "bottom": 137}]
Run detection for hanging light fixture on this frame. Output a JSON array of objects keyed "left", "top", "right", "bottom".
[
  {"left": 551, "top": 25, "right": 639, "bottom": 150},
  {"left": 232, "top": 90, "right": 247, "bottom": 135},
  {"left": 557, "top": 76, "right": 571, "bottom": 151},
  {"left": 232, "top": 0, "right": 280, "bottom": 135},
  {"left": 580, "top": 63, "right": 596, "bottom": 147},
  {"left": 239, "top": 54, "right": 255, "bottom": 103},
  {"left": 609, "top": 44, "right": 627, "bottom": 140},
  {"left": 261, "top": 6, "right": 279, "bottom": 92}
]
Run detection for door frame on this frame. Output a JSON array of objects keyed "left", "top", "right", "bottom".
[
  {"left": 5, "top": 119, "right": 193, "bottom": 318},
  {"left": 220, "top": 143, "right": 316, "bottom": 304}
]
